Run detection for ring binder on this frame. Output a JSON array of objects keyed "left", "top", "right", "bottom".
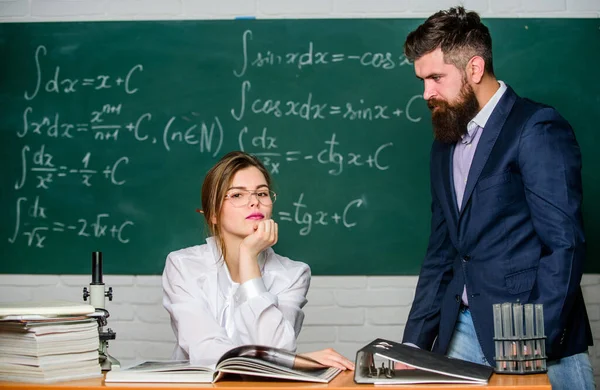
[{"left": 354, "top": 338, "right": 493, "bottom": 385}]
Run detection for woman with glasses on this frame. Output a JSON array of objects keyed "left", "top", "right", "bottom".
[{"left": 162, "top": 151, "right": 354, "bottom": 370}]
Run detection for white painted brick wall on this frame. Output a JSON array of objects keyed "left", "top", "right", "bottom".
[
  {"left": 1, "top": 0, "right": 598, "bottom": 383},
  {"left": 258, "top": 0, "right": 333, "bottom": 16},
  {"left": 30, "top": 1, "right": 106, "bottom": 18},
  {"left": 409, "top": 0, "right": 466, "bottom": 13},
  {"left": 1, "top": 0, "right": 598, "bottom": 21},
  {"left": 568, "top": 0, "right": 600, "bottom": 12},
  {"left": 106, "top": 1, "right": 182, "bottom": 17},
  {"left": 183, "top": 1, "right": 256, "bottom": 17},
  {"left": 333, "top": 0, "right": 411, "bottom": 14},
  {"left": 519, "top": 0, "right": 567, "bottom": 13},
  {"left": 0, "top": 0, "right": 28, "bottom": 17}
]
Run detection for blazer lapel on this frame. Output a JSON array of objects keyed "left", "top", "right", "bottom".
[{"left": 459, "top": 87, "right": 518, "bottom": 215}]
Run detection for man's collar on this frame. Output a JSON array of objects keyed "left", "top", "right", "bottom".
[
  {"left": 460, "top": 80, "right": 507, "bottom": 144},
  {"left": 470, "top": 80, "right": 507, "bottom": 129}
]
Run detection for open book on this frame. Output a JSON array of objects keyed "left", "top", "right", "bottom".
[
  {"left": 105, "top": 345, "right": 341, "bottom": 383},
  {"left": 354, "top": 338, "right": 494, "bottom": 385}
]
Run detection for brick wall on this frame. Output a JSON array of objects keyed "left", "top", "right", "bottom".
[{"left": 1, "top": 0, "right": 599, "bottom": 20}]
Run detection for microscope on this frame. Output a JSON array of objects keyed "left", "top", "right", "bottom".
[{"left": 83, "top": 251, "right": 120, "bottom": 371}]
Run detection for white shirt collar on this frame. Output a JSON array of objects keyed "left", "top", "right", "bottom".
[
  {"left": 470, "top": 80, "right": 507, "bottom": 130},
  {"left": 460, "top": 80, "right": 507, "bottom": 144}
]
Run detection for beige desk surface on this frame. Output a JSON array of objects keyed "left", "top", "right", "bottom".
[{"left": 0, "top": 371, "right": 551, "bottom": 390}]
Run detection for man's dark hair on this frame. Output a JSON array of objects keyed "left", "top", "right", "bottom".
[{"left": 404, "top": 6, "right": 494, "bottom": 76}]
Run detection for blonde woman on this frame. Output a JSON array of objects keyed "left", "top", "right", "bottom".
[{"left": 163, "top": 151, "right": 354, "bottom": 370}]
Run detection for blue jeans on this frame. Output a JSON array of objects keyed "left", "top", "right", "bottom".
[{"left": 446, "top": 307, "right": 596, "bottom": 390}]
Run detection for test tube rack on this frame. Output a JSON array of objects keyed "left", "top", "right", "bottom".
[{"left": 492, "top": 302, "right": 547, "bottom": 374}]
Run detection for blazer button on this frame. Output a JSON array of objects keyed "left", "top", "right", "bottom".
[
  {"left": 455, "top": 295, "right": 461, "bottom": 303},
  {"left": 462, "top": 255, "right": 471, "bottom": 262}
]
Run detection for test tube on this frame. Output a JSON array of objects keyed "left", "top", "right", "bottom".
[
  {"left": 534, "top": 304, "right": 546, "bottom": 370},
  {"left": 512, "top": 303, "right": 523, "bottom": 340},
  {"left": 534, "top": 304, "right": 545, "bottom": 338},
  {"left": 524, "top": 304, "right": 535, "bottom": 371},
  {"left": 501, "top": 303, "right": 515, "bottom": 371},
  {"left": 512, "top": 303, "right": 525, "bottom": 372},
  {"left": 493, "top": 304, "right": 504, "bottom": 370}
]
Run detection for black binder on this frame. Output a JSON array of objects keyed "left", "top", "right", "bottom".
[{"left": 354, "top": 338, "right": 494, "bottom": 385}]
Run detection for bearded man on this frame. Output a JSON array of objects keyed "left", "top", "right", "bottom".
[{"left": 400, "top": 7, "right": 594, "bottom": 390}]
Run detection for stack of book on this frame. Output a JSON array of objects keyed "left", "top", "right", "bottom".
[{"left": 0, "top": 301, "right": 102, "bottom": 383}]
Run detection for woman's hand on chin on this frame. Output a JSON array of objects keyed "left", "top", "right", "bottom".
[{"left": 240, "top": 218, "right": 278, "bottom": 257}]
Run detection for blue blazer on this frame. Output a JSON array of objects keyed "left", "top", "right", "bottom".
[{"left": 402, "top": 86, "right": 592, "bottom": 363}]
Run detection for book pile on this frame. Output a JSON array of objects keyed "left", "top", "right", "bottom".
[{"left": 0, "top": 301, "right": 102, "bottom": 383}]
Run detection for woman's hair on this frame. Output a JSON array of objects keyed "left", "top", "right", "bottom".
[
  {"left": 201, "top": 151, "right": 272, "bottom": 262},
  {"left": 404, "top": 6, "right": 494, "bottom": 76}
]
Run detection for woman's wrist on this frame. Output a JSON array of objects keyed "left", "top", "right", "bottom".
[
  {"left": 239, "top": 241, "right": 261, "bottom": 260},
  {"left": 238, "top": 250, "right": 261, "bottom": 283}
]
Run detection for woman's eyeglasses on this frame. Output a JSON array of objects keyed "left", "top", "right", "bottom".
[{"left": 225, "top": 189, "right": 277, "bottom": 207}]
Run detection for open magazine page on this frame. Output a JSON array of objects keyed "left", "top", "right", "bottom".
[
  {"left": 120, "top": 360, "right": 208, "bottom": 372},
  {"left": 104, "top": 360, "right": 214, "bottom": 383},
  {"left": 215, "top": 345, "right": 341, "bottom": 383}
]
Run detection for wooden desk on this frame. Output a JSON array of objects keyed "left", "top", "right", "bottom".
[{"left": 0, "top": 371, "right": 551, "bottom": 390}]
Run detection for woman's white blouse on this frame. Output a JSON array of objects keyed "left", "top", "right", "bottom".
[{"left": 162, "top": 237, "right": 311, "bottom": 366}]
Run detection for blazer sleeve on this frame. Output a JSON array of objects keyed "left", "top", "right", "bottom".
[
  {"left": 518, "top": 107, "right": 586, "bottom": 357},
  {"left": 403, "top": 158, "right": 456, "bottom": 350},
  {"left": 162, "top": 253, "right": 237, "bottom": 366}
]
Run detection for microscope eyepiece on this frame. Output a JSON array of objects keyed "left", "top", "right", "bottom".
[{"left": 92, "top": 251, "right": 103, "bottom": 285}]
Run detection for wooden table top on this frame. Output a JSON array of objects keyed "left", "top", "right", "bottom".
[{"left": 0, "top": 370, "right": 551, "bottom": 390}]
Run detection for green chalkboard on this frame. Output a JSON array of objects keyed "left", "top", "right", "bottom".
[{"left": 1, "top": 19, "right": 598, "bottom": 275}]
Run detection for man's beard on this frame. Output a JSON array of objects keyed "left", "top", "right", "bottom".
[{"left": 427, "top": 82, "right": 480, "bottom": 144}]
